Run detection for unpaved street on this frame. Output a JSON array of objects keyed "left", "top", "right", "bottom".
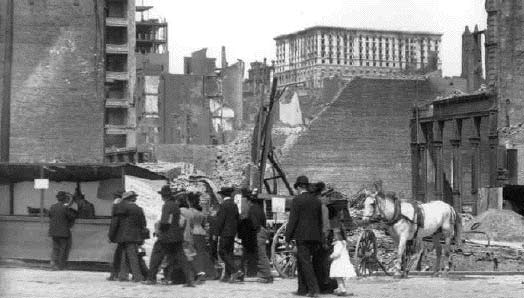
[{"left": 1, "top": 267, "right": 523, "bottom": 298}]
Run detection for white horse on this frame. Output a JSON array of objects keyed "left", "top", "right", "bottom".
[{"left": 362, "top": 190, "right": 462, "bottom": 277}]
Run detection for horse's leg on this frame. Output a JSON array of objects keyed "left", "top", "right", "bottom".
[
  {"left": 432, "top": 233, "right": 442, "bottom": 277},
  {"left": 394, "top": 235, "right": 408, "bottom": 278},
  {"left": 442, "top": 233, "right": 452, "bottom": 278}
]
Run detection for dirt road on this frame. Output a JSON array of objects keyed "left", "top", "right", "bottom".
[{"left": 1, "top": 267, "right": 523, "bottom": 298}]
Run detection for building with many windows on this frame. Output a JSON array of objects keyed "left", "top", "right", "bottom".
[{"left": 274, "top": 26, "right": 442, "bottom": 88}]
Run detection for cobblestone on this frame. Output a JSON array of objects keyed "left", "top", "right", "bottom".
[{"left": 1, "top": 267, "right": 524, "bottom": 298}]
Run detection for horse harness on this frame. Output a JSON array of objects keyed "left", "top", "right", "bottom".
[{"left": 376, "top": 195, "right": 425, "bottom": 238}]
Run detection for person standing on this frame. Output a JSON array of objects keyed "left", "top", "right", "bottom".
[
  {"left": 188, "top": 192, "right": 216, "bottom": 281},
  {"left": 144, "top": 185, "right": 194, "bottom": 287},
  {"left": 247, "top": 192, "right": 273, "bottom": 283},
  {"left": 107, "top": 190, "right": 127, "bottom": 281},
  {"left": 215, "top": 187, "right": 242, "bottom": 283},
  {"left": 48, "top": 191, "right": 78, "bottom": 270},
  {"left": 112, "top": 191, "right": 148, "bottom": 282},
  {"left": 329, "top": 229, "right": 356, "bottom": 296},
  {"left": 285, "top": 176, "right": 323, "bottom": 298},
  {"left": 74, "top": 193, "right": 95, "bottom": 219}
]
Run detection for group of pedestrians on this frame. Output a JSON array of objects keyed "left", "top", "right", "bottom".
[
  {"left": 285, "top": 176, "right": 356, "bottom": 297},
  {"left": 106, "top": 184, "right": 274, "bottom": 286}
]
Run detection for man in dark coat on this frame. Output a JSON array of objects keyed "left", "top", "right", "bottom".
[
  {"left": 107, "top": 190, "right": 126, "bottom": 281},
  {"left": 48, "top": 191, "right": 77, "bottom": 270},
  {"left": 144, "top": 185, "right": 194, "bottom": 287},
  {"left": 285, "top": 176, "right": 323, "bottom": 297},
  {"left": 110, "top": 191, "right": 147, "bottom": 282},
  {"left": 247, "top": 190, "right": 273, "bottom": 283},
  {"left": 74, "top": 193, "right": 95, "bottom": 219},
  {"left": 215, "top": 187, "right": 242, "bottom": 283}
]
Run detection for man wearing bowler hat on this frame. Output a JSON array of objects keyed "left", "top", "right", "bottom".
[
  {"left": 48, "top": 191, "right": 78, "bottom": 270},
  {"left": 285, "top": 175, "right": 323, "bottom": 297},
  {"left": 215, "top": 187, "right": 242, "bottom": 283},
  {"left": 111, "top": 191, "right": 148, "bottom": 282}
]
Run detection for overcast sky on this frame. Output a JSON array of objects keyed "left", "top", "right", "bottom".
[{"left": 140, "top": 0, "right": 486, "bottom": 77}]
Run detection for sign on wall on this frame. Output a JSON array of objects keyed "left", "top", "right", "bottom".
[{"left": 34, "top": 179, "right": 49, "bottom": 190}]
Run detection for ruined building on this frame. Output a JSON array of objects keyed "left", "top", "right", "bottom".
[
  {"left": 410, "top": 0, "right": 524, "bottom": 215},
  {"left": 0, "top": 0, "right": 108, "bottom": 163},
  {"left": 104, "top": 0, "right": 138, "bottom": 162},
  {"left": 134, "top": 4, "right": 169, "bottom": 162},
  {"left": 461, "top": 25, "right": 484, "bottom": 92},
  {"left": 274, "top": 26, "right": 442, "bottom": 88}
]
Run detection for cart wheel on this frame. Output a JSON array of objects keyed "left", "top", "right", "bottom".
[
  {"left": 271, "top": 223, "right": 297, "bottom": 278},
  {"left": 354, "top": 229, "right": 381, "bottom": 277}
]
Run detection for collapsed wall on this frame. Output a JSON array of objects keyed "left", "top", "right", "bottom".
[{"left": 281, "top": 78, "right": 443, "bottom": 197}]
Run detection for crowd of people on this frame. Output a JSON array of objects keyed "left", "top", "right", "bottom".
[
  {"left": 47, "top": 175, "right": 357, "bottom": 297},
  {"left": 105, "top": 184, "right": 275, "bottom": 286}
]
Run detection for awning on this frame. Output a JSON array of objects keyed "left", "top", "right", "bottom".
[{"left": 0, "top": 163, "right": 167, "bottom": 183}]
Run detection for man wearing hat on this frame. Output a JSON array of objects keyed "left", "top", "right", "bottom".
[
  {"left": 144, "top": 185, "right": 194, "bottom": 287},
  {"left": 110, "top": 191, "right": 148, "bottom": 282},
  {"left": 285, "top": 175, "right": 323, "bottom": 297},
  {"left": 107, "top": 190, "right": 127, "bottom": 281},
  {"left": 48, "top": 191, "right": 78, "bottom": 270},
  {"left": 215, "top": 187, "right": 242, "bottom": 283}
]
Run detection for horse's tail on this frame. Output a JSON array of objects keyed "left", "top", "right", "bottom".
[{"left": 451, "top": 206, "right": 462, "bottom": 248}]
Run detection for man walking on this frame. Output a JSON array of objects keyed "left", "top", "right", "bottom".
[
  {"left": 144, "top": 185, "right": 194, "bottom": 287},
  {"left": 285, "top": 176, "right": 323, "bottom": 297},
  {"left": 107, "top": 190, "right": 126, "bottom": 281},
  {"left": 111, "top": 191, "right": 148, "bottom": 282},
  {"left": 216, "top": 187, "right": 242, "bottom": 283},
  {"left": 247, "top": 190, "right": 273, "bottom": 283},
  {"left": 48, "top": 191, "right": 77, "bottom": 270}
]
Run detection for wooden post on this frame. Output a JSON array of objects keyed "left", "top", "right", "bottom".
[
  {"left": 410, "top": 118, "right": 419, "bottom": 200},
  {"left": 9, "top": 182, "right": 14, "bottom": 215}
]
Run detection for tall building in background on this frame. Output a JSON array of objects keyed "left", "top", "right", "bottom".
[
  {"left": 274, "top": 26, "right": 442, "bottom": 88},
  {"left": 134, "top": 3, "right": 169, "bottom": 162},
  {"left": 104, "top": 0, "right": 137, "bottom": 162}
]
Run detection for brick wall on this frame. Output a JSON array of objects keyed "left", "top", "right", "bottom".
[
  {"left": 6, "top": 0, "right": 105, "bottom": 162},
  {"left": 487, "top": 0, "right": 524, "bottom": 184},
  {"left": 222, "top": 62, "right": 244, "bottom": 129},
  {"left": 158, "top": 74, "right": 212, "bottom": 145},
  {"left": 282, "top": 78, "right": 442, "bottom": 197}
]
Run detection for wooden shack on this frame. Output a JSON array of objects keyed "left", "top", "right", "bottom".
[{"left": 0, "top": 163, "right": 166, "bottom": 263}]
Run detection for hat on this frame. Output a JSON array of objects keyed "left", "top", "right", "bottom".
[
  {"left": 122, "top": 191, "right": 138, "bottom": 200},
  {"left": 158, "top": 185, "right": 172, "bottom": 196},
  {"left": 113, "top": 190, "right": 125, "bottom": 198},
  {"left": 217, "top": 187, "right": 235, "bottom": 197},
  {"left": 293, "top": 175, "right": 310, "bottom": 189},
  {"left": 56, "top": 191, "right": 70, "bottom": 201}
]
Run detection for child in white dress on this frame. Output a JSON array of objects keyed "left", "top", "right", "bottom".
[{"left": 329, "top": 229, "right": 356, "bottom": 296}]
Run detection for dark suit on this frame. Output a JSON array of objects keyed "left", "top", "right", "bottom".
[
  {"left": 108, "top": 200, "right": 127, "bottom": 280},
  {"left": 147, "top": 198, "right": 192, "bottom": 285},
  {"left": 48, "top": 202, "right": 77, "bottom": 269},
  {"left": 285, "top": 192, "right": 323, "bottom": 295},
  {"left": 111, "top": 201, "right": 147, "bottom": 281},
  {"left": 216, "top": 198, "right": 239, "bottom": 278},
  {"left": 248, "top": 202, "right": 272, "bottom": 280}
]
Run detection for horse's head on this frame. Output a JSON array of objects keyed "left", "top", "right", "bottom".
[{"left": 362, "top": 190, "right": 379, "bottom": 222}]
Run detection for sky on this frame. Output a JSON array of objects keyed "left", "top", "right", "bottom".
[{"left": 140, "top": 0, "right": 487, "bottom": 77}]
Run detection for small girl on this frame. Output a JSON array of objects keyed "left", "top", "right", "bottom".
[{"left": 329, "top": 229, "right": 356, "bottom": 296}]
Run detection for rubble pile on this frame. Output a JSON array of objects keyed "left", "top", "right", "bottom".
[
  {"left": 213, "top": 129, "right": 253, "bottom": 188},
  {"left": 465, "top": 209, "right": 524, "bottom": 243}
]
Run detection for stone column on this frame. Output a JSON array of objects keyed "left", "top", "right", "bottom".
[
  {"left": 469, "top": 117, "right": 481, "bottom": 206},
  {"left": 432, "top": 121, "right": 444, "bottom": 201},
  {"left": 488, "top": 111, "right": 498, "bottom": 186},
  {"left": 450, "top": 119, "right": 462, "bottom": 211}
]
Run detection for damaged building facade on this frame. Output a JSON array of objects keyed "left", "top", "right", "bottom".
[
  {"left": 274, "top": 26, "right": 442, "bottom": 88},
  {"left": 410, "top": 0, "right": 524, "bottom": 215},
  {"left": 135, "top": 4, "right": 169, "bottom": 162}
]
